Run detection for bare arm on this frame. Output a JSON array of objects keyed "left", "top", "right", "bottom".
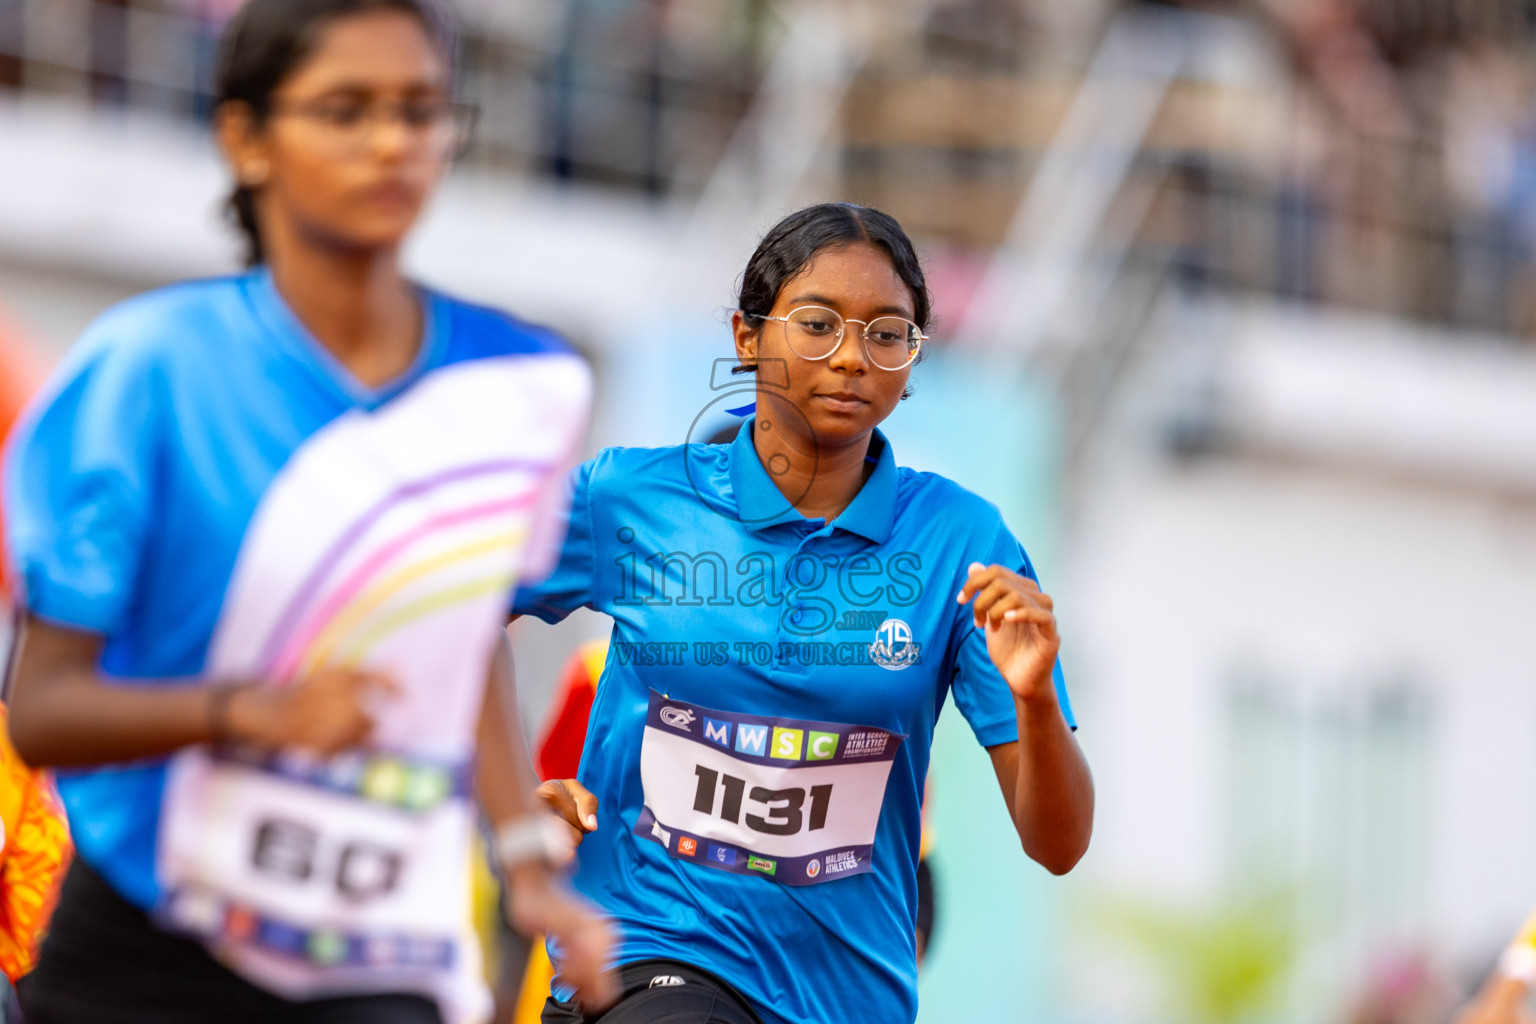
[
  {"left": 987, "top": 722, "right": 1093, "bottom": 874},
  {"left": 959, "top": 563, "right": 1094, "bottom": 874},
  {"left": 475, "top": 631, "right": 616, "bottom": 1010},
  {"left": 7, "top": 614, "right": 392, "bottom": 768}
]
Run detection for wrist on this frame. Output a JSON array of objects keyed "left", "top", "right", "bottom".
[
  {"left": 495, "top": 813, "right": 575, "bottom": 875},
  {"left": 502, "top": 859, "right": 571, "bottom": 940},
  {"left": 1011, "top": 677, "right": 1060, "bottom": 714},
  {"left": 219, "top": 683, "right": 274, "bottom": 746},
  {"left": 505, "top": 859, "right": 558, "bottom": 896},
  {"left": 206, "top": 683, "right": 250, "bottom": 743}
]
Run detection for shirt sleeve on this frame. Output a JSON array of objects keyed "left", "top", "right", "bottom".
[
  {"left": 517, "top": 358, "right": 593, "bottom": 588},
  {"left": 510, "top": 457, "right": 597, "bottom": 624},
  {"left": 3, "top": 341, "right": 161, "bottom": 636},
  {"left": 948, "top": 512, "right": 1076, "bottom": 749}
]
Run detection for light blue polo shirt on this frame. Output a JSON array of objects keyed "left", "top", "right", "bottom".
[
  {"left": 4, "top": 269, "right": 575, "bottom": 912},
  {"left": 513, "top": 419, "right": 1074, "bottom": 1024}
]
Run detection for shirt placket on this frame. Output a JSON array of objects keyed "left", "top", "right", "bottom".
[{"left": 773, "top": 521, "right": 837, "bottom": 679}]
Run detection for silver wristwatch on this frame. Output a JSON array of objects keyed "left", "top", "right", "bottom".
[{"left": 494, "top": 813, "right": 576, "bottom": 871}]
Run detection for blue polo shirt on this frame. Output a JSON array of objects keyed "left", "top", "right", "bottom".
[{"left": 513, "top": 419, "right": 1074, "bottom": 1024}]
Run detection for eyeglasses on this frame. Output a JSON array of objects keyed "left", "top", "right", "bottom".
[
  {"left": 760, "top": 306, "right": 925, "bottom": 371},
  {"left": 267, "top": 97, "right": 477, "bottom": 158}
]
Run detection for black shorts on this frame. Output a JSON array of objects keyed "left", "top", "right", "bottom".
[
  {"left": 19, "top": 859, "right": 443, "bottom": 1024},
  {"left": 541, "top": 959, "right": 762, "bottom": 1024}
]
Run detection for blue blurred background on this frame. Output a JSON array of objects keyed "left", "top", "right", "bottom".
[{"left": 6, "top": 2, "right": 1536, "bottom": 1022}]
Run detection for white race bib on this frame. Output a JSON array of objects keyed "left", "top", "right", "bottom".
[
  {"left": 159, "top": 747, "right": 472, "bottom": 974},
  {"left": 635, "top": 690, "right": 903, "bottom": 884}
]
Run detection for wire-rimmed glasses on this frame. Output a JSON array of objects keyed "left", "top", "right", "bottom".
[
  {"left": 760, "top": 305, "right": 925, "bottom": 371},
  {"left": 267, "top": 97, "right": 477, "bottom": 158}
]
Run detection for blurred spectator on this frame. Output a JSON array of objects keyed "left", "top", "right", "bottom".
[
  {"left": 921, "top": 0, "right": 1032, "bottom": 72},
  {"left": 1441, "top": 42, "right": 1536, "bottom": 333}
]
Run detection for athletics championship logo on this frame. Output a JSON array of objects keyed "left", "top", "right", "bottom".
[
  {"left": 869, "top": 618, "right": 920, "bottom": 670},
  {"left": 659, "top": 706, "right": 697, "bottom": 731}
]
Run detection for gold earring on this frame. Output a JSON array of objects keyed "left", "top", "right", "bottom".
[{"left": 239, "top": 160, "right": 269, "bottom": 187}]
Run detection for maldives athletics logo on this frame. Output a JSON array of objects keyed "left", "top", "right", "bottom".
[{"left": 869, "top": 618, "right": 920, "bottom": 670}]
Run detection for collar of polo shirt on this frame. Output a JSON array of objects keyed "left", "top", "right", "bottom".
[{"left": 726, "top": 416, "right": 897, "bottom": 543}]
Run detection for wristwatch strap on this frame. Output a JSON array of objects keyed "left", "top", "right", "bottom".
[{"left": 494, "top": 813, "right": 575, "bottom": 871}]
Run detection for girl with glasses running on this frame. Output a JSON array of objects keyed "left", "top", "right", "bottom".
[
  {"left": 515, "top": 203, "right": 1095, "bottom": 1024},
  {"left": 3, "top": 2, "right": 615, "bottom": 1021}
]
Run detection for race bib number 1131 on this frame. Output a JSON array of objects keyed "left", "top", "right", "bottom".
[{"left": 634, "top": 691, "right": 903, "bottom": 886}]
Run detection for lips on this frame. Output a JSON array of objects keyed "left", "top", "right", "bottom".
[
  {"left": 815, "top": 392, "right": 868, "bottom": 413},
  {"left": 358, "top": 180, "right": 421, "bottom": 209}
]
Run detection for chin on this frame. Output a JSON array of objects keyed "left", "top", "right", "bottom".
[
  {"left": 334, "top": 223, "right": 417, "bottom": 256},
  {"left": 807, "top": 408, "right": 884, "bottom": 446}
]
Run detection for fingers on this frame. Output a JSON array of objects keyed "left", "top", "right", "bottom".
[
  {"left": 567, "top": 779, "right": 600, "bottom": 832},
  {"left": 959, "top": 566, "right": 1053, "bottom": 629},
  {"left": 955, "top": 562, "right": 993, "bottom": 604},
  {"left": 557, "top": 904, "right": 619, "bottom": 1011},
  {"left": 537, "top": 779, "right": 599, "bottom": 846},
  {"left": 990, "top": 603, "right": 1057, "bottom": 636},
  {"left": 352, "top": 669, "right": 402, "bottom": 697},
  {"left": 968, "top": 579, "right": 1026, "bottom": 628},
  {"left": 336, "top": 669, "right": 396, "bottom": 745},
  {"left": 508, "top": 870, "right": 618, "bottom": 1012},
  {"left": 281, "top": 666, "right": 403, "bottom": 756}
]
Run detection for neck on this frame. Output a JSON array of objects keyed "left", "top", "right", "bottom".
[
  {"left": 262, "top": 221, "right": 422, "bottom": 389},
  {"left": 752, "top": 401, "right": 874, "bottom": 522}
]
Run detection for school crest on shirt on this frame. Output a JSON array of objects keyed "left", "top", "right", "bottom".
[{"left": 868, "top": 618, "right": 920, "bottom": 671}]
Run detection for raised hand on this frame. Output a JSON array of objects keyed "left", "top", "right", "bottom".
[
  {"left": 956, "top": 562, "right": 1060, "bottom": 704},
  {"left": 538, "top": 777, "right": 600, "bottom": 851}
]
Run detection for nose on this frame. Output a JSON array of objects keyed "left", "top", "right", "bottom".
[
  {"left": 367, "top": 109, "right": 412, "bottom": 161},
  {"left": 827, "top": 318, "right": 869, "bottom": 373}
]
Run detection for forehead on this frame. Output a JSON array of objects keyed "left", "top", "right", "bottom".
[
  {"left": 777, "top": 243, "right": 914, "bottom": 315},
  {"left": 281, "top": 10, "right": 448, "bottom": 95}
]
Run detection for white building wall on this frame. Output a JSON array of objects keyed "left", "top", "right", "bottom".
[{"left": 1064, "top": 301, "right": 1536, "bottom": 1019}]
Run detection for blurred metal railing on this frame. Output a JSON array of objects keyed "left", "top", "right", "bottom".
[
  {"left": 955, "top": 5, "right": 1189, "bottom": 364},
  {"left": 0, "top": 0, "right": 767, "bottom": 199},
  {"left": 947, "top": 5, "right": 1208, "bottom": 472},
  {"left": 926, "top": 2, "right": 1536, "bottom": 474}
]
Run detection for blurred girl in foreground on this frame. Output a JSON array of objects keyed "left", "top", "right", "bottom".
[{"left": 3, "top": 2, "right": 612, "bottom": 1021}]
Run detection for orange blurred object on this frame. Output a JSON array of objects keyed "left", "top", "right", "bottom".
[
  {"left": 0, "top": 304, "right": 46, "bottom": 598},
  {"left": 0, "top": 703, "right": 73, "bottom": 982}
]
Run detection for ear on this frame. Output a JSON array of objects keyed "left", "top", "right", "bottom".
[
  {"left": 731, "top": 310, "right": 760, "bottom": 366},
  {"left": 215, "top": 100, "right": 271, "bottom": 187}
]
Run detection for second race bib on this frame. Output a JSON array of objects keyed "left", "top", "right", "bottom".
[{"left": 634, "top": 690, "right": 903, "bottom": 885}]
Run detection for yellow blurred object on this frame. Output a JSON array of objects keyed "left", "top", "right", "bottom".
[
  {"left": 0, "top": 702, "right": 73, "bottom": 981},
  {"left": 512, "top": 938, "right": 555, "bottom": 1024},
  {"left": 1495, "top": 908, "right": 1536, "bottom": 984}
]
